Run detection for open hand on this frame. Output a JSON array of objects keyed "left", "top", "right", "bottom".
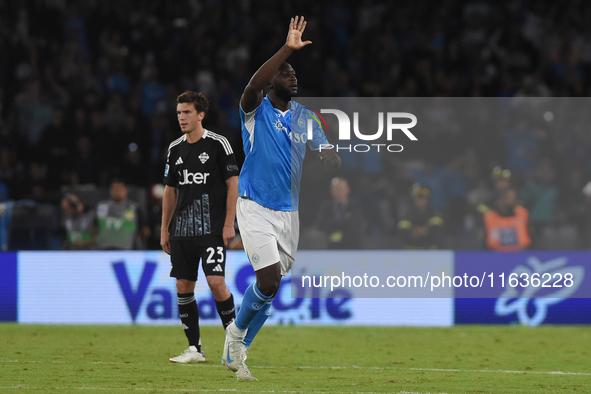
[{"left": 286, "top": 16, "right": 312, "bottom": 51}]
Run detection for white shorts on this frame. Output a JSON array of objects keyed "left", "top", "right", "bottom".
[{"left": 236, "top": 197, "right": 299, "bottom": 276}]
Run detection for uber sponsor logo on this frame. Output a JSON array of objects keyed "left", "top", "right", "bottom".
[{"left": 178, "top": 170, "right": 210, "bottom": 185}]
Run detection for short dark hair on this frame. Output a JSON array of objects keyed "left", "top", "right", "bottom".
[{"left": 177, "top": 91, "right": 209, "bottom": 115}]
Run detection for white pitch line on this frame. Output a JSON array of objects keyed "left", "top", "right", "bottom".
[
  {"left": 407, "top": 368, "right": 591, "bottom": 376},
  {"left": 187, "top": 364, "right": 591, "bottom": 376},
  {"left": 0, "top": 360, "right": 135, "bottom": 365},
  {"left": 0, "top": 387, "right": 448, "bottom": 394},
  {"left": 2, "top": 359, "right": 590, "bottom": 376}
]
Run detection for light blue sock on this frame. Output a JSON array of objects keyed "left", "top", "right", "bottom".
[
  {"left": 235, "top": 283, "right": 273, "bottom": 331},
  {"left": 244, "top": 299, "right": 272, "bottom": 348}
]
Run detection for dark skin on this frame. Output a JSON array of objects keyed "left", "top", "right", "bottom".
[{"left": 241, "top": 17, "right": 341, "bottom": 296}]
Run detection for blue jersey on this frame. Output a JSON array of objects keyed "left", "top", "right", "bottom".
[{"left": 239, "top": 95, "right": 329, "bottom": 211}]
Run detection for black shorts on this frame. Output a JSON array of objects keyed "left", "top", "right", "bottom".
[{"left": 170, "top": 238, "right": 227, "bottom": 281}]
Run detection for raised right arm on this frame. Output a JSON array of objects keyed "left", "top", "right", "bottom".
[{"left": 240, "top": 16, "right": 312, "bottom": 113}]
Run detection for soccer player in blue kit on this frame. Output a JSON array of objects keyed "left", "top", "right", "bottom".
[{"left": 222, "top": 16, "right": 341, "bottom": 381}]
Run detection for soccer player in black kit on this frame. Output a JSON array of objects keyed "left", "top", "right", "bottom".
[{"left": 161, "top": 91, "right": 239, "bottom": 363}]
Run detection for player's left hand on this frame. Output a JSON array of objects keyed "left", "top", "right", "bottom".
[
  {"left": 318, "top": 149, "right": 341, "bottom": 172},
  {"left": 223, "top": 225, "right": 235, "bottom": 246}
]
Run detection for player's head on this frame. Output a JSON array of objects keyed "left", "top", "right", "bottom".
[
  {"left": 110, "top": 178, "right": 128, "bottom": 203},
  {"left": 330, "top": 177, "right": 350, "bottom": 204},
  {"left": 176, "top": 91, "right": 209, "bottom": 134},
  {"left": 268, "top": 62, "right": 297, "bottom": 101}
]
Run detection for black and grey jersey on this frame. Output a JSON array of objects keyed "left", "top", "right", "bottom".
[{"left": 163, "top": 129, "right": 239, "bottom": 241}]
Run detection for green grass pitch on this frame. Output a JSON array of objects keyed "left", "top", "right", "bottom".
[{"left": 1, "top": 324, "right": 589, "bottom": 393}]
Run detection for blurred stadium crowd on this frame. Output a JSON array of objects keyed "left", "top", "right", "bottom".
[{"left": 1, "top": 0, "right": 591, "bottom": 250}]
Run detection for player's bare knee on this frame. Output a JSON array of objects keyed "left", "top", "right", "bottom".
[
  {"left": 176, "top": 279, "right": 196, "bottom": 294},
  {"left": 257, "top": 278, "right": 281, "bottom": 297},
  {"left": 255, "top": 264, "right": 281, "bottom": 296},
  {"left": 206, "top": 276, "right": 229, "bottom": 299}
]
